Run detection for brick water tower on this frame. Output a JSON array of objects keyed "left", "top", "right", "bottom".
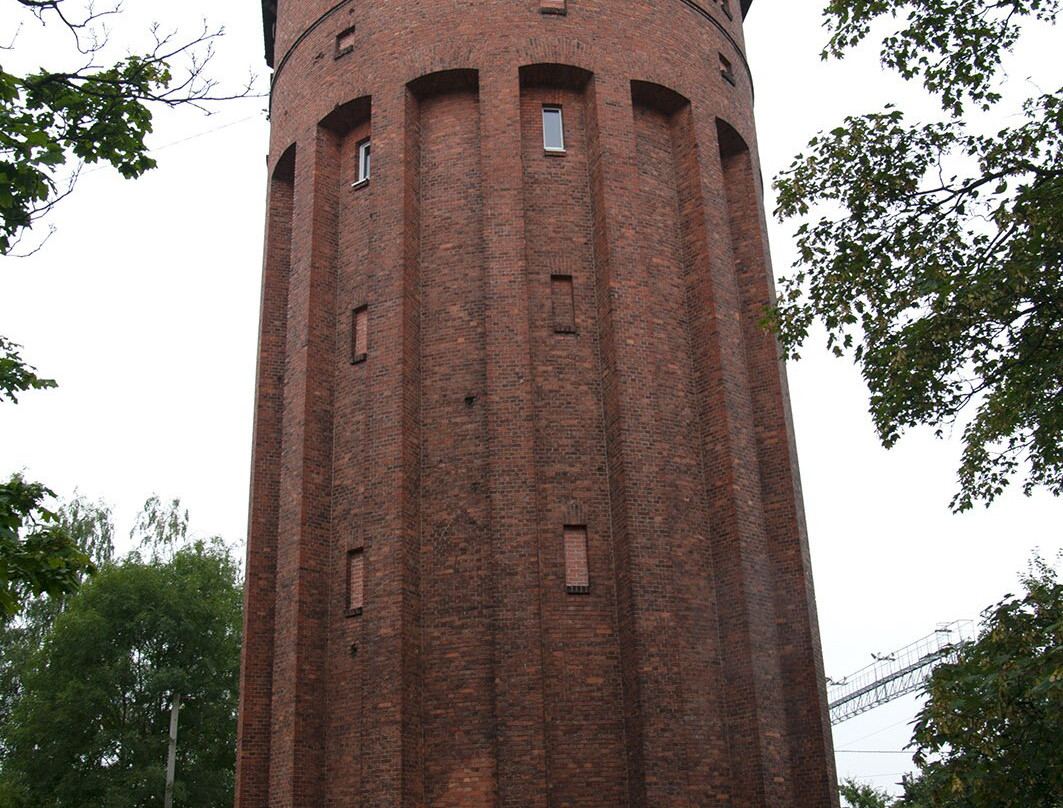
[{"left": 236, "top": 1, "right": 838, "bottom": 806}]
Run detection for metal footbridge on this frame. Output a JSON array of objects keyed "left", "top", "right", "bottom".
[{"left": 827, "top": 620, "right": 976, "bottom": 725}]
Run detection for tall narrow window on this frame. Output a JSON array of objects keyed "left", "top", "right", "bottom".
[
  {"left": 346, "top": 548, "right": 365, "bottom": 615},
  {"left": 551, "top": 274, "right": 576, "bottom": 333},
  {"left": 351, "top": 305, "right": 368, "bottom": 363},
  {"left": 564, "top": 525, "right": 589, "bottom": 593},
  {"left": 719, "top": 53, "right": 736, "bottom": 86},
  {"left": 542, "top": 106, "right": 565, "bottom": 152},
  {"left": 356, "top": 138, "right": 371, "bottom": 183}
]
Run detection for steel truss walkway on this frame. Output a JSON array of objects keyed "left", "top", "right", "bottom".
[{"left": 827, "top": 620, "right": 975, "bottom": 724}]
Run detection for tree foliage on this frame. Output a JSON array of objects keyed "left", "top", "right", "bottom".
[
  {"left": 0, "top": 0, "right": 250, "bottom": 616},
  {"left": 769, "top": 0, "right": 1062, "bottom": 510},
  {"left": 0, "top": 338, "right": 54, "bottom": 405},
  {"left": 0, "top": 341, "right": 90, "bottom": 616},
  {"left": 901, "top": 558, "right": 1062, "bottom": 808},
  {"left": 840, "top": 778, "right": 895, "bottom": 808},
  {"left": 0, "top": 493, "right": 113, "bottom": 728},
  {"left": 0, "top": 499, "right": 242, "bottom": 808},
  {"left": 0, "top": 0, "right": 251, "bottom": 255},
  {"left": 132, "top": 495, "right": 190, "bottom": 563},
  {"left": 0, "top": 475, "right": 92, "bottom": 619},
  {"left": 838, "top": 558, "right": 1062, "bottom": 808}
]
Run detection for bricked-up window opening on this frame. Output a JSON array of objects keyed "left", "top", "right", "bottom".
[
  {"left": 356, "top": 138, "right": 371, "bottom": 183},
  {"left": 542, "top": 106, "right": 565, "bottom": 152},
  {"left": 336, "top": 26, "right": 356, "bottom": 58},
  {"left": 346, "top": 548, "right": 364, "bottom": 616},
  {"left": 719, "top": 54, "right": 736, "bottom": 86},
  {"left": 564, "top": 525, "right": 590, "bottom": 593},
  {"left": 351, "top": 305, "right": 368, "bottom": 363},
  {"left": 551, "top": 275, "right": 576, "bottom": 333},
  {"left": 540, "top": 0, "right": 567, "bottom": 14}
]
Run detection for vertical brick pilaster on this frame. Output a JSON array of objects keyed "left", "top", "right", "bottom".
[
  {"left": 721, "top": 125, "right": 839, "bottom": 808},
  {"left": 521, "top": 68, "right": 629, "bottom": 808},
  {"left": 479, "top": 65, "right": 550, "bottom": 808},
  {"left": 585, "top": 74, "right": 648, "bottom": 808},
  {"left": 589, "top": 74, "right": 712, "bottom": 807},
  {"left": 235, "top": 146, "right": 294, "bottom": 808},
  {"left": 684, "top": 105, "right": 795, "bottom": 808},
  {"left": 357, "top": 84, "right": 424, "bottom": 808},
  {"left": 268, "top": 123, "right": 337, "bottom": 808},
  {"left": 657, "top": 96, "right": 740, "bottom": 807}
]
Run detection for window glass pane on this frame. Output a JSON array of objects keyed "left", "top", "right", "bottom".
[
  {"left": 358, "top": 140, "right": 370, "bottom": 181},
  {"left": 543, "top": 107, "right": 564, "bottom": 151}
]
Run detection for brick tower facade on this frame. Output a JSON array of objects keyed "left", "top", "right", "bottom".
[{"left": 237, "top": 1, "right": 838, "bottom": 807}]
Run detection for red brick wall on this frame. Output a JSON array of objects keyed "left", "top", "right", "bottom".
[
  {"left": 521, "top": 76, "right": 629, "bottom": 807},
  {"left": 235, "top": 145, "right": 293, "bottom": 808},
  {"left": 238, "top": 2, "right": 838, "bottom": 807},
  {"left": 720, "top": 121, "right": 839, "bottom": 805},
  {"left": 417, "top": 86, "right": 498, "bottom": 807}
]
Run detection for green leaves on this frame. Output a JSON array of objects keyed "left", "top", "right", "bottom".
[
  {"left": 0, "top": 475, "right": 93, "bottom": 620},
  {"left": 901, "top": 559, "right": 1063, "bottom": 807},
  {"left": 0, "top": 338, "right": 55, "bottom": 405},
  {"left": 0, "top": 58, "right": 163, "bottom": 254},
  {"left": 769, "top": 0, "right": 1062, "bottom": 510},
  {"left": 839, "top": 560, "right": 1062, "bottom": 808},
  {"left": 0, "top": 530, "right": 242, "bottom": 808},
  {"left": 0, "top": 1, "right": 249, "bottom": 254},
  {"left": 823, "top": 0, "right": 1060, "bottom": 117},
  {"left": 0, "top": 0, "right": 248, "bottom": 616},
  {"left": 839, "top": 778, "right": 896, "bottom": 808},
  {"left": 131, "top": 495, "right": 190, "bottom": 562}
]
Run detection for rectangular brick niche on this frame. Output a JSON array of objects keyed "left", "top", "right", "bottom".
[
  {"left": 564, "top": 525, "right": 590, "bottom": 593},
  {"left": 551, "top": 275, "right": 576, "bottom": 333},
  {"left": 351, "top": 305, "right": 368, "bottom": 363},
  {"left": 346, "top": 548, "right": 364, "bottom": 616}
]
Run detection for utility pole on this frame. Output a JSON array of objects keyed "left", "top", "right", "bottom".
[{"left": 164, "top": 692, "right": 181, "bottom": 808}]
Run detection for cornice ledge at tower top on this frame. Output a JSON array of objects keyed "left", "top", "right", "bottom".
[
  {"left": 262, "top": 0, "right": 277, "bottom": 68},
  {"left": 258, "top": 0, "right": 755, "bottom": 69}
]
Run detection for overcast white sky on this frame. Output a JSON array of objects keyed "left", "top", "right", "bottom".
[{"left": 0, "top": 0, "right": 1059, "bottom": 797}]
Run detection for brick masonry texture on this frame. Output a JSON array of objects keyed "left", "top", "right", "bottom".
[{"left": 237, "top": 2, "right": 839, "bottom": 807}]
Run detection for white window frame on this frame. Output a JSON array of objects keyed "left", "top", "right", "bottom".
[
  {"left": 542, "top": 106, "right": 565, "bottom": 152},
  {"left": 356, "top": 138, "right": 371, "bottom": 183}
]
